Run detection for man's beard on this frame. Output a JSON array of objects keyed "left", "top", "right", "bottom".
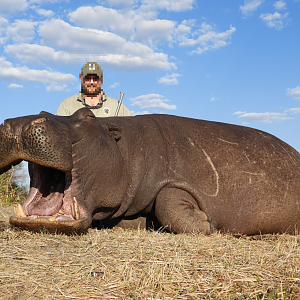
[{"left": 81, "top": 85, "right": 102, "bottom": 96}]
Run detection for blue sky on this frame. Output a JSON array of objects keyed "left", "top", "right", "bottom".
[{"left": 0, "top": 0, "right": 300, "bottom": 151}]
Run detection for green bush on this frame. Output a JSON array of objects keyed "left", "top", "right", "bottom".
[{"left": 0, "top": 165, "right": 28, "bottom": 206}]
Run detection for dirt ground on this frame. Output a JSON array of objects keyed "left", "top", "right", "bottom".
[{"left": 0, "top": 205, "right": 300, "bottom": 300}]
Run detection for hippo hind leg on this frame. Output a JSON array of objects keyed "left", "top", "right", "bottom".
[{"left": 155, "top": 187, "right": 214, "bottom": 234}]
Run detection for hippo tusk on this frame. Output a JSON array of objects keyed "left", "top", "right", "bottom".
[
  {"left": 71, "top": 197, "right": 80, "bottom": 220},
  {"left": 49, "top": 215, "right": 57, "bottom": 222},
  {"left": 13, "top": 202, "right": 27, "bottom": 218}
]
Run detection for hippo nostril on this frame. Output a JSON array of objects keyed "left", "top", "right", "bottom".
[{"left": 3, "top": 121, "right": 10, "bottom": 130}]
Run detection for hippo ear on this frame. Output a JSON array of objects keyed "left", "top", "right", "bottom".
[
  {"left": 39, "top": 111, "right": 54, "bottom": 116},
  {"left": 104, "top": 124, "right": 123, "bottom": 140}
]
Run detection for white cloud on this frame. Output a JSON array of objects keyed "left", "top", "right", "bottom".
[
  {"left": 68, "top": 6, "right": 175, "bottom": 45},
  {"left": 130, "top": 110, "right": 150, "bottom": 115},
  {"left": 260, "top": 12, "right": 289, "bottom": 30},
  {"left": 175, "top": 19, "right": 194, "bottom": 38},
  {"left": 134, "top": 19, "right": 175, "bottom": 44},
  {"left": 37, "top": 19, "right": 175, "bottom": 70},
  {"left": 0, "top": 0, "right": 28, "bottom": 13},
  {"left": 103, "top": 54, "right": 175, "bottom": 70},
  {"left": 5, "top": 44, "right": 80, "bottom": 64},
  {"left": 68, "top": 6, "right": 135, "bottom": 37},
  {"left": 235, "top": 111, "right": 292, "bottom": 123},
  {"left": 285, "top": 107, "right": 300, "bottom": 114},
  {"left": 29, "top": 0, "right": 64, "bottom": 3},
  {"left": 274, "top": 1, "right": 287, "bottom": 10},
  {"left": 36, "top": 8, "right": 55, "bottom": 18},
  {"left": 210, "top": 96, "right": 218, "bottom": 101},
  {"left": 6, "top": 20, "right": 38, "bottom": 43},
  {"left": 141, "top": 0, "right": 196, "bottom": 12},
  {"left": 175, "top": 21, "right": 236, "bottom": 55},
  {"left": 240, "top": 0, "right": 265, "bottom": 16},
  {"left": 110, "top": 82, "right": 119, "bottom": 88},
  {"left": 233, "top": 111, "right": 246, "bottom": 115},
  {"left": 46, "top": 83, "right": 67, "bottom": 91},
  {"left": 235, "top": 105, "right": 300, "bottom": 122},
  {"left": 69, "top": 6, "right": 231, "bottom": 56},
  {"left": 0, "top": 57, "right": 76, "bottom": 87},
  {"left": 157, "top": 73, "right": 181, "bottom": 85},
  {"left": 93, "top": 0, "right": 195, "bottom": 12},
  {"left": 8, "top": 83, "right": 23, "bottom": 88},
  {"left": 287, "top": 86, "right": 300, "bottom": 99},
  {"left": 5, "top": 42, "right": 174, "bottom": 71},
  {"left": 106, "top": 0, "right": 135, "bottom": 7},
  {"left": 130, "top": 93, "right": 177, "bottom": 110},
  {"left": 0, "top": 16, "right": 8, "bottom": 27},
  {"left": 0, "top": 17, "right": 8, "bottom": 45}
]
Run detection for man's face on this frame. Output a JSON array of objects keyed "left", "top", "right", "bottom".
[{"left": 80, "top": 74, "right": 102, "bottom": 96}]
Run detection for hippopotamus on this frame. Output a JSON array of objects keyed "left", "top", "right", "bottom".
[{"left": 1, "top": 108, "right": 300, "bottom": 235}]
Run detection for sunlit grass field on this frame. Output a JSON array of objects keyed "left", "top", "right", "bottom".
[{"left": 0, "top": 169, "right": 299, "bottom": 299}]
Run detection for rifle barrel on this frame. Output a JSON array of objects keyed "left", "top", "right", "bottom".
[{"left": 115, "top": 92, "right": 124, "bottom": 116}]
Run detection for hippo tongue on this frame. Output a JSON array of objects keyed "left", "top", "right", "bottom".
[
  {"left": 24, "top": 190, "right": 64, "bottom": 217},
  {"left": 13, "top": 197, "right": 81, "bottom": 222}
]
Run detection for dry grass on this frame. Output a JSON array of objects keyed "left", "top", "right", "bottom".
[{"left": 0, "top": 206, "right": 300, "bottom": 300}]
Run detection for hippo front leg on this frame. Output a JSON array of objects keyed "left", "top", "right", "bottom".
[{"left": 155, "top": 188, "right": 214, "bottom": 234}]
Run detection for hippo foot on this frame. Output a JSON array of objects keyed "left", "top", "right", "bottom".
[{"left": 155, "top": 187, "right": 214, "bottom": 234}]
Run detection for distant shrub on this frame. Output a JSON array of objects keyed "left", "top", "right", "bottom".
[{"left": 0, "top": 164, "right": 28, "bottom": 206}]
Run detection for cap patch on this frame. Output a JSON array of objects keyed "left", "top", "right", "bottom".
[
  {"left": 81, "top": 62, "right": 103, "bottom": 78},
  {"left": 89, "top": 63, "right": 96, "bottom": 71}
]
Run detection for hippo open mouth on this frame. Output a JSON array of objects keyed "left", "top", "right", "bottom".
[
  {"left": 0, "top": 111, "right": 97, "bottom": 234},
  {"left": 10, "top": 163, "right": 91, "bottom": 234},
  {"left": 1, "top": 109, "right": 127, "bottom": 234},
  {"left": 10, "top": 164, "right": 89, "bottom": 233}
]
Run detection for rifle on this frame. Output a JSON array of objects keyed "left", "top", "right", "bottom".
[{"left": 115, "top": 92, "right": 124, "bottom": 116}]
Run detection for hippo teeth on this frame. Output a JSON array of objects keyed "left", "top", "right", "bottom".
[
  {"left": 71, "top": 197, "right": 80, "bottom": 220},
  {"left": 13, "top": 202, "right": 27, "bottom": 218},
  {"left": 48, "top": 215, "right": 57, "bottom": 222}
]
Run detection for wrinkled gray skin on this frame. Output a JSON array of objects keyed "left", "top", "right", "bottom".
[{"left": 1, "top": 108, "right": 300, "bottom": 235}]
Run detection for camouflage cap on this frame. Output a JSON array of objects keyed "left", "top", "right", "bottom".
[{"left": 81, "top": 62, "right": 103, "bottom": 78}]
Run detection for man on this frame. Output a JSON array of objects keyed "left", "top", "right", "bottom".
[{"left": 56, "top": 62, "right": 131, "bottom": 117}]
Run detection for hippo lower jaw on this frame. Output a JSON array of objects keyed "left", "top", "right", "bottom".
[
  {"left": 10, "top": 199, "right": 91, "bottom": 235},
  {"left": 9, "top": 214, "right": 91, "bottom": 235},
  {"left": 9, "top": 164, "right": 92, "bottom": 234}
]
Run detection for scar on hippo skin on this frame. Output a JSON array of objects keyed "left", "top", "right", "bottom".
[
  {"left": 2, "top": 107, "right": 300, "bottom": 235},
  {"left": 31, "top": 117, "right": 47, "bottom": 125}
]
